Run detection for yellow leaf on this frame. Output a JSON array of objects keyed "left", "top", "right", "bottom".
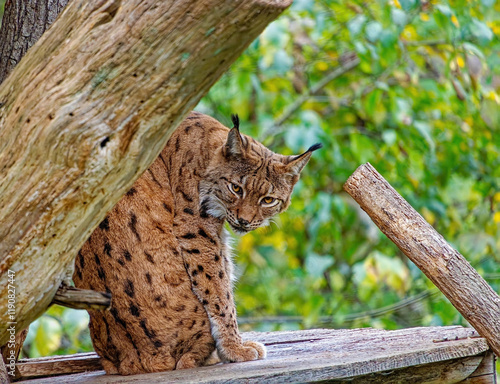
[
  {"left": 489, "top": 22, "right": 500, "bottom": 35},
  {"left": 420, "top": 13, "right": 430, "bottom": 22},
  {"left": 33, "top": 317, "right": 62, "bottom": 357},
  {"left": 393, "top": 0, "right": 401, "bottom": 9},
  {"left": 345, "top": 112, "right": 357, "bottom": 124},
  {"left": 239, "top": 234, "right": 255, "bottom": 253},
  {"left": 408, "top": 175, "right": 419, "bottom": 189},
  {"left": 288, "top": 236, "right": 298, "bottom": 249},
  {"left": 494, "top": 212, "right": 500, "bottom": 223},
  {"left": 293, "top": 220, "right": 304, "bottom": 231},
  {"left": 485, "top": 91, "right": 500, "bottom": 103},
  {"left": 402, "top": 25, "right": 416, "bottom": 39},
  {"left": 494, "top": 192, "right": 500, "bottom": 203},
  {"left": 456, "top": 56, "right": 465, "bottom": 68},
  {"left": 263, "top": 231, "right": 286, "bottom": 251},
  {"left": 421, "top": 207, "right": 436, "bottom": 225},
  {"left": 289, "top": 256, "right": 300, "bottom": 269},
  {"left": 316, "top": 61, "right": 329, "bottom": 71},
  {"left": 451, "top": 15, "right": 459, "bottom": 28}
]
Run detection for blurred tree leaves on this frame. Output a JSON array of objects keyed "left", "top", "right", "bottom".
[
  {"left": 22, "top": 306, "right": 91, "bottom": 358},
  {"left": 5, "top": 0, "right": 499, "bottom": 357},
  {"left": 198, "top": 0, "right": 500, "bottom": 333}
]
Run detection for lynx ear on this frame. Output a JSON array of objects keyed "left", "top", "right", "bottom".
[
  {"left": 224, "top": 114, "right": 246, "bottom": 159},
  {"left": 285, "top": 143, "right": 322, "bottom": 176}
]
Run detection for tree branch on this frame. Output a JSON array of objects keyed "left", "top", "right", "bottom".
[
  {"left": 343, "top": 162, "right": 500, "bottom": 357},
  {"left": 51, "top": 285, "right": 111, "bottom": 311}
]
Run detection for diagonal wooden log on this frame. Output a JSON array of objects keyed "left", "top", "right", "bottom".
[
  {"left": 343, "top": 163, "right": 500, "bottom": 357},
  {"left": 0, "top": 0, "right": 291, "bottom": 345}
]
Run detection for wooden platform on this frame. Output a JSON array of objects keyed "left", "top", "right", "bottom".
[{"left": 16, "top": 326, "right": 496, "bottom": 383}]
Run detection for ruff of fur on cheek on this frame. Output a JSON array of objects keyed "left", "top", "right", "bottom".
[{"left": 199, "top": 190, "right": 227, "bottom": 220}]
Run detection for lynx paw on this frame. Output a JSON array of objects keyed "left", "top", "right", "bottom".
[
  {"left": 221, "top": 340, "right": 266, "bottom": 363},
  {"left": 243, "top": 340, "right": 266, "bottom": 359}
]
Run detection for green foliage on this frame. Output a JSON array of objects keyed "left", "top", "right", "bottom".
[
  {"left": 198, "top": 0, "right": 500, "bottom": 332},
  {"left": 22, "top": 306, "right": 92, "bottom": 358},
  {"left": 18, "top": 0, "right": 500, "bottom": 359}
]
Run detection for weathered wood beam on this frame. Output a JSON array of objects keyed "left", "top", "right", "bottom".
[
  {"left": 328, "top": 355, "right": 485, "bottom": 384},
  {"left": 11, "top": 327, "right": 493, "bottom": 383},
  {"left": 0, "top": 0, "right": 291, "bottom": 345},
  {"left": 17, "top": 353, "right": 102, "bottom": 381},
  {"left": 343, "top": 163, "right": 500, "bottom": 357},
  {"left": 51, "top": 285, "right": 111, "bottom": 311},
  {"left": 457, "top": 351, "right": 496, "bottom": 384}
]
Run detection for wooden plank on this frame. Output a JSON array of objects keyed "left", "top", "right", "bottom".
[
  {"left": 325, "top": 355, "right": 485, "bottom": 384},
  {"left": 343, "top": 163, "right": 500, "bottom": 357},
  {"left": 458, "top": 351, "right": 497, "bottom": 384},
  {"left": 17, "top": 353, "right": 102, "bottom": 380},
  {"left": 17, "top": 326, "right": 491, "bottom": 383}
]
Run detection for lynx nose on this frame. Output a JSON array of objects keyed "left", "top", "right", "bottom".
[{"left": 237, "top": 217, "right": 250, "bottom": 227}]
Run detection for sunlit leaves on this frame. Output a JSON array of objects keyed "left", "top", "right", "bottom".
[
  {"left": 23, "top": 307, "right": 92, "bottom": 358},
  {"left": 25, "top": 317, "right": 62, "bottom": 357}
]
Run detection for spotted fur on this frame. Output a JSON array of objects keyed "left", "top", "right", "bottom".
[{"left": 73, "top": 112, "right": 320, "bottom": 375}]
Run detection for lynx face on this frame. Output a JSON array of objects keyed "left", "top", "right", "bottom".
[{"left": 200, "top": 115, "right": 321, "bottom": 234}]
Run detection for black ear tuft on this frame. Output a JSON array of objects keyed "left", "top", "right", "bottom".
[
  {"left": 284, "top": 142, "right": 322, "bottom": 176},
  {"left": 231, "top": 114, "right": 240, "bottom": 131},
  {"left": 307, "top": 143, "right": 323, "bottom": 152}
]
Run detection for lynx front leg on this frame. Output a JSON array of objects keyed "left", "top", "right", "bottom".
[{"left": 179, "top": 230, "right": 266, "bottom": 363}]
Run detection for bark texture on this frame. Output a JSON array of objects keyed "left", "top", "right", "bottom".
[
  {"left": 0, "top": 0, "right": 70, "bottom": 84},
  {"left": 343, "top": 163, "right": 500, "bottom": 357},
  {"left": 0, "top": 0, "right": 291, "bottom": 345}
]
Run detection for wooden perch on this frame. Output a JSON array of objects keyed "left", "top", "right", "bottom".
[
  {"left": 343, "top": 163, "right": 500, "bottom": 357},
  {"left": 12, "top": 327, "right": 495, "bottom": 383},
  {"left": 0, "top": 0, "right": 291, "bottom": 345},
  {"left": 51, "top": 285, "right": 111, "bottom": 311}
]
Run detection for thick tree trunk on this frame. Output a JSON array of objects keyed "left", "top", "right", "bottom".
[
  {"left": 0, "top": 0, "right": 70, "bottom": 84},
  {"left": 343, "top": 163, "right": 500, "bottom": 357},
  {"left": 0, "top": 0, "right": 291, "bottom": 345},
  {"left": 1, "top": 1, "right": 71, "bottom": 371}
]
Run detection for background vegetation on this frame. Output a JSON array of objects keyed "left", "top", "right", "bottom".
[{"left": 2, "top": 0, "right": 499, "bottom": 359}]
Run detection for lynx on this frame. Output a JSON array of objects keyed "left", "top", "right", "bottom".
[{"left": 73, "top": 112, "right": 320, "bottom": 375}]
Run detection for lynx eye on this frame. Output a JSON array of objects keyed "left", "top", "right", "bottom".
[
  {"left": 230, "top": 183, "right": 243, "bottom": 195},
  {"left": 261, "top": 196, "right": 277, "bottom": 206}
]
